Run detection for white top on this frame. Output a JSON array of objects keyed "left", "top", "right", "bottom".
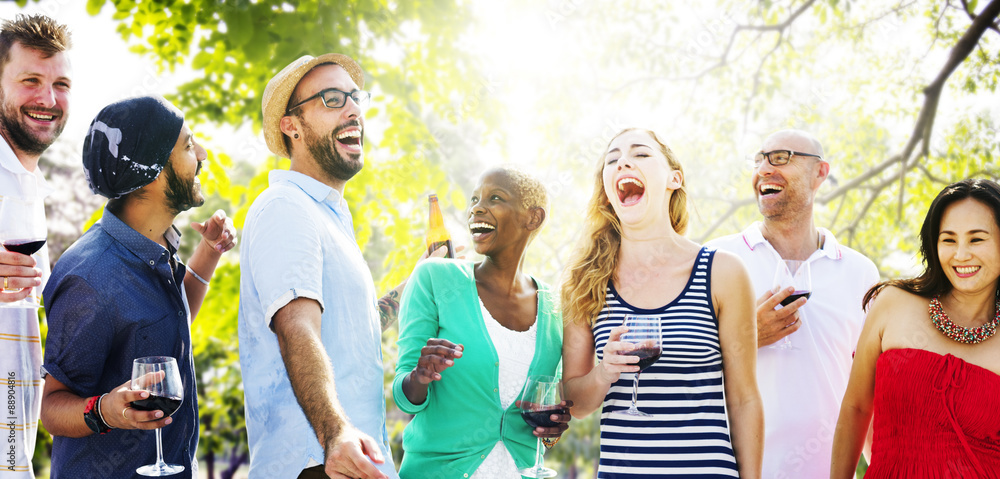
[
  {"left": 706, "top": 222, "right": 879, "bottom": 479},
  {"left": 472, "top": 298, "right": 536, "bottom": 479},
  {"left": 0, "top": 138, "right": 52, "bottom": 478}
]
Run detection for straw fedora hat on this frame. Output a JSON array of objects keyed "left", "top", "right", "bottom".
[{"left": 262, "top": 53, "right": 364, "bottom": 158}]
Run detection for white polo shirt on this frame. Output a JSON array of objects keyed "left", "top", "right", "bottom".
[
  {"left": 0, "top": 137, "right": 52, "bottom": 478},
  {"left": 706, "top": 222, "right": 879, "bottom": 479}
]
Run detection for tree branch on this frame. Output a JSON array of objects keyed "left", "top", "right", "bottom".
[
  {"left": 612, "top": 0, "right": 819, "bottom": 93},
  {"left": 819, "top": 0, "right": 1000, "bottom": 206},
  {"left": 694, "top": 197, "right": 755, "bottom": 243},
  {"left": 702, "top": 1, "right": 1000, "bottom": 239},
  {"left": 736, "top": 0, "right": 821, "bottom": 32}
]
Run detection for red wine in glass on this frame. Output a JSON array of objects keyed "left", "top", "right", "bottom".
[
  {"left": 132, "top": 395, "right": 183, "bottom": 417},
  {"left": 771, "top": 260, "right": 812, "bottom": 350},
  {"left": 779, "top": 290, "right": 812, "bottom": 307},
  {"left": 520, "top": 406, "right": 569, "bottom": 429},
  {"left": 518, "top": 375, "right": 562, "bottom": 478},
  {"left": 633, "top": 345, "right": 662, "bottom": 371},
  {"left": 2, "top": 239, "right": 46, "bottom": 256},
  {"left": 614, "top": 315, "right": 663, "bottom": 417},
  {"left": 132, "top": 356, "right": 185, "bottom": 476}
]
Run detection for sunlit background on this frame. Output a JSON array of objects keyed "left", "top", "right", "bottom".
[{"left": 4, "top": 0, "right": 998, "bottom": 477}]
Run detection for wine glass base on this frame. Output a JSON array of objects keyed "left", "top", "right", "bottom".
[
  {"left": 137, "top": 463, "right": 185, "bottom": 476},
  {"left": 518, "top": 466, "right": 558, "bottom": 478},
  {"left": 612, "top": 408, "right": 651, "bottom": 417}
]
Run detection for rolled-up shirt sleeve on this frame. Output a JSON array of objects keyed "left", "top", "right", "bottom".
[
  {"left": 246, "top": 195, "right": 326, "bottom": 329},
  {"left": 42, "top": 275, "right": 113, "bottom": 396}
]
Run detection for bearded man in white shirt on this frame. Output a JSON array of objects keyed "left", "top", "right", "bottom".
[
  {"left": 706, "top": 129, "right": 879, "bottom": 479},
  {"left": 0, "top": 14, "right": 72, "bottom": 478}
]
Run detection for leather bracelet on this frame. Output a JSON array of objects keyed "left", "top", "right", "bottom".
[
  {"left": 95, "top": 393, "right": 113, "bottom": 429},
  {"left": 83, "top": 395, "right": 111, "bottom": 434}
]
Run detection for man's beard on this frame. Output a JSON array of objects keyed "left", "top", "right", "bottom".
[
  {"left": 163, "top": 159, "right": 205, "bottom": 215},
  {"left": 0, "top": 89, "right": 64, "bottom": 156},
  {"left": 303, "top": 120, "right": 363, "bottom": 182}
]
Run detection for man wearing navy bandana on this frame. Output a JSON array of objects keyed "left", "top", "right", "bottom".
[{"left": 39, "top": 95, "right": 236, "bottom": 478}]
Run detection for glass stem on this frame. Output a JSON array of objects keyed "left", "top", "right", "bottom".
[
  {"left": 534, "top": 437, "right": 545, "bottom": 470},
  {"left": 154, "top": 428, "right": 166, "bottom": 466},
  {"left": 631, "top": 372, "right": 640, "bottom": 410}
]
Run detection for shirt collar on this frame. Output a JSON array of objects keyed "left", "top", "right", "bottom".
[
  {"left": 740, "top": 221, "right": 842, "bottom": 261},
  {"left": 268, "top": 169, "right": 345, "bottom": 206},
  {"left": 100, "top": 206, "right": 182, "bottom": 270},
  {"left": 0, "top": 136, "right": 54, "bottom": 199}
]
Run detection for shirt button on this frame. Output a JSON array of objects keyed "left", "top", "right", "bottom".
[
  {"left": 480, "top": 454, "right": 485, "bottom": 459},
  {"left": 177, "top": 311, "right": 183, "bottom": 317},
  {"left": 494, "top": 388, "right": 498, "bottom": 393},
  {"left": 149, "top": 260, "right": 155, "bottom": 266},
  {"left": 464, "top": 475, "right": 468, "bottom": 478}
]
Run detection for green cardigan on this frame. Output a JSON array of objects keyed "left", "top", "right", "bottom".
[{"left": 392, "top": 259, "right": 563, "bottom": 479}]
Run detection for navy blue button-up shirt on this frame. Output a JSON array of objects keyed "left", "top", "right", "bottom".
[{"left": 43, "top": 207, "right": 198, "bottom": 479}]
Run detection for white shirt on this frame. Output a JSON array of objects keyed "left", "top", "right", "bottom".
[
  {"left": 706, "top": 222, "right": 879, "bottom": 479},
  {"left": 0, "top": 138, "right": 52, "bottom": 478},
  {"left": 472, "top": 298, "right": 536, "bottom": 479}
]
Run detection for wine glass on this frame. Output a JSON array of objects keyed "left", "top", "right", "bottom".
[
  {"left": 0, "top": 195, "right": 46, "bottom": 309},
  {"left": 131, "top": 356, "right": 185, "bottom": 476},
  {"left": 613, "top": 315, "right": 662, "bottom": 417},
  {"left": 770, "top": 260, "right": 812, "bottom": 350},
  {"left": 517, "top": 375, "right": 565, "bottom": 478}
]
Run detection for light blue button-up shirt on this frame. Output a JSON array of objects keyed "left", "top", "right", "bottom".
[{"left": 238, "top": 170, "right": 396, "bottom": 478}]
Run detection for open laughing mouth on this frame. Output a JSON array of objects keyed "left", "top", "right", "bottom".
[
  {"left": 758, "top": 183, "right": 783, "bottom": 197},
  {"left": 470, "top": 221, "right": 495, "bottom": 240},
  {"left": 334, "top": 123, "right": 363, "bottom": 152},
  {"left": 617, "top": 177, "right": 645, "bottom": 206}
]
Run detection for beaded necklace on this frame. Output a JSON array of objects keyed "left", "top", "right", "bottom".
[{"left": 928, "top": 297, "right": 1000, "bottom": 344}]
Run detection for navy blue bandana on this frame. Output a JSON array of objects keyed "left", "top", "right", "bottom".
[{"left": 82, "top": 95, "right": 184, "bottom": 199}]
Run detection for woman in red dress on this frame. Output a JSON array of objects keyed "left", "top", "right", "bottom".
[{"left": 832, "top": 178, "right": 1000, "bottom": 478}]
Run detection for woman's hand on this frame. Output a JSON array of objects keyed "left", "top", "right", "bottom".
[
  {"left": 596, "top": 326, "right": 639, "bottom": 384},
  {"left": 410, "top": 338, "right": 464, "bottom": 385},
  {"left": 518, "top": 399, "right": 574, "bottom": 446}
]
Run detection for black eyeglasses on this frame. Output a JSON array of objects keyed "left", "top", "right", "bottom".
[
  {"left": 286, "top": 88, "right": 371, "bottom": 113},
  {"left": 751, "top": 150, "right": 823, "bottom": 168}
]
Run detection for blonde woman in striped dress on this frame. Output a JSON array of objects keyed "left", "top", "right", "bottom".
[{"left": 561, "top": 128, "right": 764, "bottom": 478}]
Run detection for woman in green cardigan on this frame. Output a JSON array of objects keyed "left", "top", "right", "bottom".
[{"left": 393, "top": 166, "right": 570, "bottom": 478}]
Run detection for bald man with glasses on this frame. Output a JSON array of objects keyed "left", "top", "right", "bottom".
[{"left": 706, "top": 129, "right": 879, "bottom": 479}]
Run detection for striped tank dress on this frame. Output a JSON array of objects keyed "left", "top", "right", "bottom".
[{"left": 592, "top": 247, "right": 738, "bottom": 478}]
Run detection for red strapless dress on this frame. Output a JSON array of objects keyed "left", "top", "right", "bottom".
[{"left": 866, "top": 348, "right": 1000, "bottom": 478}]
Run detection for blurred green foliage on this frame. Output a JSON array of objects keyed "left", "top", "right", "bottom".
[{"left": 17, "top": 0, "right": 999, "bottom": 478}]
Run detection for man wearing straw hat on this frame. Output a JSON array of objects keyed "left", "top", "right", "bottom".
[{"left": 239, "top": 53, "right": 418, "bottom": 479}]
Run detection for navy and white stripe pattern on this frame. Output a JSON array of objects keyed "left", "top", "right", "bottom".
[{"left": 593, "top": 247, "right": 738, "bottom": 478}]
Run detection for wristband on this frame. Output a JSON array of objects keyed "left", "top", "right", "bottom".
[
  {"left": 188, "top": 268, "right": 210, "bottom": 285},
  {"left": 83, "top": 395, "right": 111, "bottom": 434}
]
